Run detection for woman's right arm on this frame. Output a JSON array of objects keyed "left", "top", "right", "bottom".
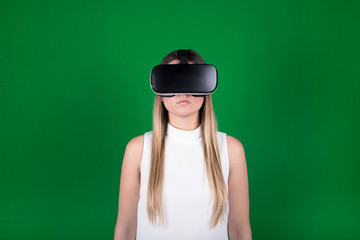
[{"left": 114, "top": 135, "right": 144, "bottom": 240}]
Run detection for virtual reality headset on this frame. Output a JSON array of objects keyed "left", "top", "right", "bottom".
[{"left": 150, "top": 49, "right": 218, "bottom": 97}]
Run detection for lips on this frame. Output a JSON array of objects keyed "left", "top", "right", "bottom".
[{"left": 177, "top": 100, "right": 190, "bottom": 104}]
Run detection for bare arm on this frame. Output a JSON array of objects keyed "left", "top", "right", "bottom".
[
  {"left": 227, "top": 135, "right": 252, "bottom": 240},
  {"left": 114, "top": 135, "right": 144, "bottom": 240}
]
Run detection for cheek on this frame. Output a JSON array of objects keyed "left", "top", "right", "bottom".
[
  {"left": 161, "top": 97, "right": 176, "bottom": 108},
  {"left": 162, "top": 97, "right": 172, "bottom": 104},
  {"left": 193, "top": 97, "right": 205, "bottom": 107},
  {"left": 161, "top": 97, "right": 169, "bottom": 105}
]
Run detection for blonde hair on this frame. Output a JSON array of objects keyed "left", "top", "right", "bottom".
[{"left": 147, "top": 50, "right": 228, "bottom": 229}]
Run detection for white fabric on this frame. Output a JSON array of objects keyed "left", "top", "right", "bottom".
[{"left": 136, "top": 122, "right": 230, "bottom": 240}]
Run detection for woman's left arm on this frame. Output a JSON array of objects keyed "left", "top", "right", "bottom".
[{"left": 227, "top": 135, "right": 252, "bottom": 240}]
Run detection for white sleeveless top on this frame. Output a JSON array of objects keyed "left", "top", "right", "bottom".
[{"left": 136, "top": 122, "right": 230, "bottom": 240}]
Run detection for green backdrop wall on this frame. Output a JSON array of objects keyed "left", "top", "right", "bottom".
[{"left": 1, "top": 0, "right": 359, "bottom": 239}]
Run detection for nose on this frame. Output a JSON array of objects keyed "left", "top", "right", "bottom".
[{"left": 180, "top": 94, "right": 191, "bottom": 98}]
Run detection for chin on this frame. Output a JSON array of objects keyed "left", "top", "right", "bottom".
[{"left": 174, "top": 110, "right": 198, "bottom": 116}]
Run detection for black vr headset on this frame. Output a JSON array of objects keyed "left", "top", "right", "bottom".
[{"left": 150, "top": 49, "right": 218, "bottom": 97}]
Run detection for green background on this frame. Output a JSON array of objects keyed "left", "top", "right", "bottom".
[{"left": 1, "top": 0, "right": 359, "bottom": 239}]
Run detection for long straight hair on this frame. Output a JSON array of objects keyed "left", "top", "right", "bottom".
[{"left": 147, "top": 49, "right": 228, "bottom": 229}]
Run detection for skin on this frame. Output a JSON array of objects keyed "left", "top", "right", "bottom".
[{"left": 114, "top": 60, "right": 252, "bottom": 240}]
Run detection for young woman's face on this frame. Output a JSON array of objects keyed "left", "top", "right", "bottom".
[{"left": 161, "top": 59, "right": 205, "bottom": 118}]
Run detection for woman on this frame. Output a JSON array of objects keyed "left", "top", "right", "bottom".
[{"left": 114, "top": 49, "right": 252, "bottom": 240}]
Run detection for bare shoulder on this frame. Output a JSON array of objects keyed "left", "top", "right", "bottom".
[
  {"left": 226, "top": 135, "right": 245, "bottom": 156},
  {"left": 124, "top": 134, "right": 144, "bottom": 172},
  {"left": 226, "top": 135, "right": 246, "bottom": 172},
  {"left": 126, "top": 134, "right": 144, "bottom": 150}
]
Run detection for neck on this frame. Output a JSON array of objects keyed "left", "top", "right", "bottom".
[{"left": 168, "top": 112, "right": 201, "bottom": 131}]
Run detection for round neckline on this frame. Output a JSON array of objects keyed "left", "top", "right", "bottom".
[{"left": 166, "top": 122, "right": 202, "bottom": 141}]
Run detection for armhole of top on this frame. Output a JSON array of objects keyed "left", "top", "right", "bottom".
[
  {"left": 217, "top": 131, "right": 230, "bottom": 184},
  {"left": 223, "top": 133, "right": 230, "bottom": 182},
  {"left": 139, "top": 132, "right": 148, "bottom": 175}
]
